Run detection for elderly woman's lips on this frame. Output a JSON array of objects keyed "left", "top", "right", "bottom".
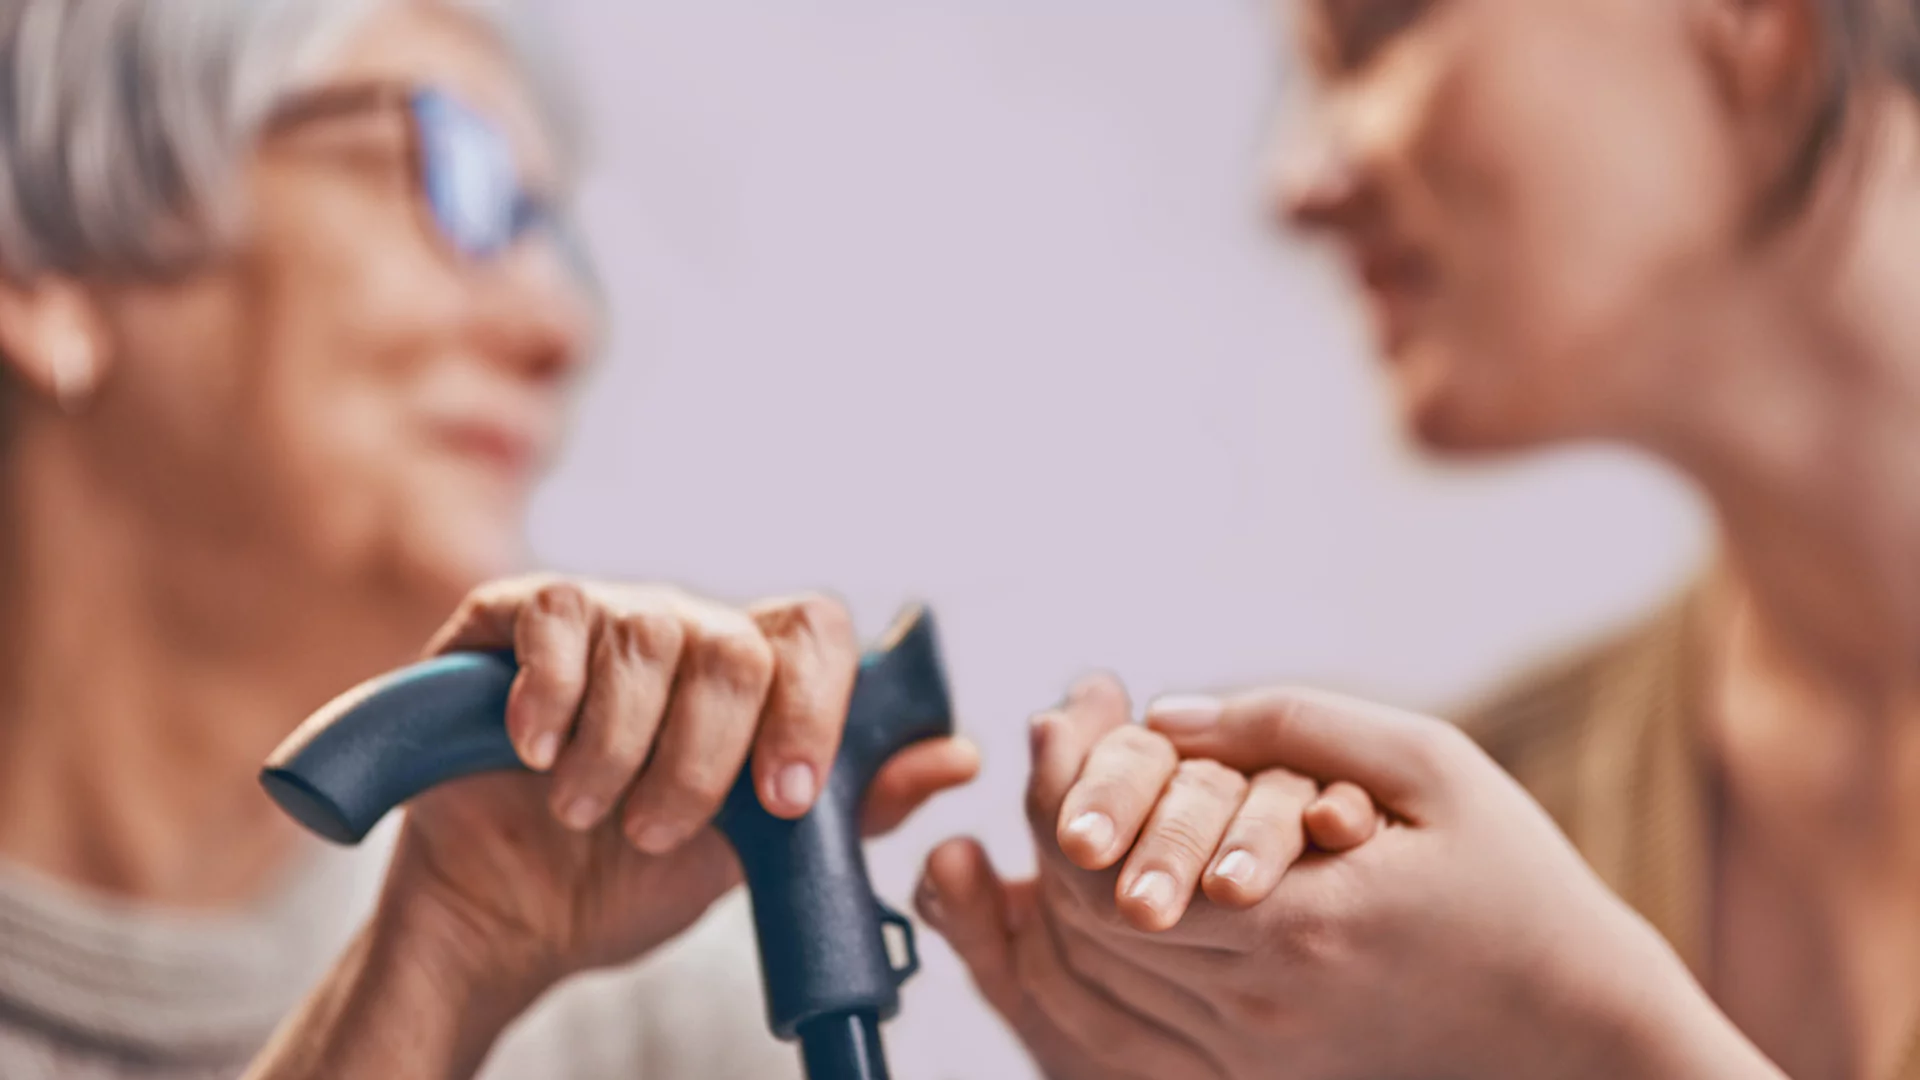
[{"left": 431, "top": 419, "right": 546, "bottom": 478}]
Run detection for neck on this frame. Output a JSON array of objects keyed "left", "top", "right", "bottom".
[
  {"left": 1654, "top": 96, "right": 1920, "bottom": 703},
  {"left": 0, "top": 433, "right": 439, "bottom": 910},
  {"left": 1640, "top": 95, "right": 1920, "bottom": 875}
]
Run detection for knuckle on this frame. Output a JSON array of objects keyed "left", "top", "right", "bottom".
[
  {"left": 531, "top": 579, "right": 590, "bottom": 620},
  {"left": 762, "top": 593, "right": 856, "bottom": 649},
  {"left": 607, "top": 609, "right": 683, "bottom": 661},
  {"left": 1069, "top": 779, "right": 1143, "bottom": 818},
  {"left": 1174, "top": 758, "right": 1247, "bottom": 799},
  {"left": 518, "top": 653, "right": 583, "bottom": 696},
  {"left": 1251, "top": 767, "right": 1317, "bottom": 807},
  {"left": 666, "top": 755, "right": 735, "bottom": 808},
  {"left": 584, "top": 713, "right": 652, "bottom": 767},
  {"left": 444, "top": 591, "right": 486, "bottom": 628},
  {"left": 695, "top": 628, "right": 777, "bottom": 692},
  {"left": 474, "top": 571, "right": 552, "bottom": 605},
  {"left": 1285, "top": 919, "right": 1349, "bottom": 969},
  {"left": 1224, "top": 815, "right": 1296, "bottom": 861},
  {"left": 1258, "top": 691, "right": 1311, "bottom": 740},
  {"left": 1268, "top": 898, "right": 1348, "bottom": 968},
  {"left": 1145, "top": 815, "right": 1216, "bottom": 865},
  {"left": 1104, "top": 725, "right": 1176, "bottom": 767}
]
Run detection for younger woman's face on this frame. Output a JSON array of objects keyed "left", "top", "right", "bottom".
[{"left": 1276, "top": 0, "right": 1772, "bottom": 452}]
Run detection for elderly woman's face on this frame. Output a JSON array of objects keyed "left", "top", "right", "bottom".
[
  {"left": 1276, "top": 0, "right": 1764, "bottom": 451},
  {"left": 99, "top": 4, "right": 591, "bottom": 605}
]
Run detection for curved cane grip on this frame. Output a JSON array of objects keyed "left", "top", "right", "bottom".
[
  {"left": 261, "top": 651, "right": 521, "bottom": 844},
  {"left": 260, "top": 606, "right": 954, "bottom": 1050}
]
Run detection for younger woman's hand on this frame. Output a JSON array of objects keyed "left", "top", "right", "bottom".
[{"left": 922, "top": 676, "right": 1783, "bottom": 1080}]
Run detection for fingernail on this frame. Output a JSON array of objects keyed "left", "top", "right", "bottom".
[
  {"left": 1063, "top": 811, "right": 1115, "bottom": 854},
  {"left": 1213, "top": 849, "right": 1257, "bottom": 886},
  {"left": 1126, "top": 870, "right": 1176, "bottom": 913},
  {"left": 560, "top": 796, "right": 602, "bottom": 830},
  {"left": 528, "top": 733, "right": 561, "bottom": 771},
  {"left": 631, "top": 822, "right": 682, "bottom": 855},
  {"left": 1148, "top": 694, "right": 1223, "bottom": 732},
  {"left": 774, "top": 763, "right": 817, "bottom": 810}
]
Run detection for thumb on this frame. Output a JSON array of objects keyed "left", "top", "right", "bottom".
[
  {"left": 917, "top": 838, "right": 1027, "bottom": 1016},
  {"left": 1304, "top": 780, "right": 1382, "bottom": 852},
  {"left": 1146, "top": 687, "right": 1466, "bottom": 819},
  {"left": 863, "top": 737, "right": 983, "bottom": 836}
]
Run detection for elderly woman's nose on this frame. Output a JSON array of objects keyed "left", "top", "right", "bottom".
[{"left": 478, "top": 242, "right": 598, "bottom": 381}]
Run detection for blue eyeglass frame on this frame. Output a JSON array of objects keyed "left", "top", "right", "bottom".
[{"left": 263, "top": 82, "right": 600, "bottom": 294}]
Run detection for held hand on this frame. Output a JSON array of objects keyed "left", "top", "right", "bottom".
[
  {"left": 916, "top": 677, "right": 1379, "bottom": 1080},
  {"left": 926, "top": 677, "right": 1772, "bottom": 1080},
  {"left": 378, "top": 575, "right": 980, "bottom": 994}
]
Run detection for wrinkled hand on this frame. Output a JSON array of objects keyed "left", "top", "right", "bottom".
[
  {"left": 921, "top": 676, "right": 1739, "bottom": 1080},
  {"left": 916, "top": 676, "right": 1378, "bottom": 1080},
  {"left": 380, "top": 575, "right": 979, "bottom": 992}
]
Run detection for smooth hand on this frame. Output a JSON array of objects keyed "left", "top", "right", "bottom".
[
  {"left": 378, "top": 575, "right": 980, "bottom": 998},
  {"left": 921, "top": 677, "right": 1773, "bottom": 1080}
]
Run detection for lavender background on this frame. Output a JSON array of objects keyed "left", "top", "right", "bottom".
[{"left": 529, "top": 5, "right": 1708, "bottom": 1076}]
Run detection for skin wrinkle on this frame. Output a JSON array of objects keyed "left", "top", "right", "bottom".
[{"left": 1035, "top": 903, "right": 1227, "bottom": 1080}]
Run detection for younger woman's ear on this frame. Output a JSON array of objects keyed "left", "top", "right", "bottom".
[
  {"left": 1694, "top": 0, "right": 1837, "bottom": 215},
  {"left": 1694, "top": 0, "right": 1826, "bottom": 116},
  {"left": 0, "top": 277, "right": 111, "bottom": 414}
]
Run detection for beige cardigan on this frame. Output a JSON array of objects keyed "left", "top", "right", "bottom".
[{"left": 1459, "top": 592, "right": 1920, "bottom": 1080}]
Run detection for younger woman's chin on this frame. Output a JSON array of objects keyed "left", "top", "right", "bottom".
[{"left": 1389, "top": 356, "right": 1552, "bottom": 457}]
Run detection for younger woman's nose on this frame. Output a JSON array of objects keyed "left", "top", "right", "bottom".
[{"left": 1271, "top": 119, "right": 1366, "bottom": 233}]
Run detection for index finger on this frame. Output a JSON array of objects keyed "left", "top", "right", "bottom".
[
  {"left": 747, "top": 594, "right": 860, "bottom": 818},
  {"left": 1025, "top": 673, "right": 1133, "bottom": 834}
]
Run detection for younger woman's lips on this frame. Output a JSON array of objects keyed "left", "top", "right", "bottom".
[{"left": 1356, "top": 248, "right": 1435, "bottom": 353}]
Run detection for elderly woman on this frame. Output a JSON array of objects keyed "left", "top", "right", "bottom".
[
  {"left": 0, "top": 1, "right": 973, "bottom": 1078},
  {"left": 911, "top": 0, "right": 1920, "bottom": 1078}
]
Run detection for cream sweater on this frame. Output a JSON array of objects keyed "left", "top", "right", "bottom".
[{"left": 0, "top": 821, "right": 804, "bottom": 1080}]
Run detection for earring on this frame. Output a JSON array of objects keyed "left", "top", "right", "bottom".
[{"left": 49, "top": 328, "right": 97, "bottom": 414}]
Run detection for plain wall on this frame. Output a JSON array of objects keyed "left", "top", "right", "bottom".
[{"left": 532, "top": 5, "right": 1711, "bottom": 1077}]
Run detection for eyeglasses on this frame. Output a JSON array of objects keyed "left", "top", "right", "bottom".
[{"left": 264, "top": 82, "right": 598, "bottom": 290}]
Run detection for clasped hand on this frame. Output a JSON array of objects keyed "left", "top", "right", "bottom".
[{"left": 916, "top": 675, "right": 1731, "bottom": 1080}]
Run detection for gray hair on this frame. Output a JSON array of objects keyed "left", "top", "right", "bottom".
[{"left": 0, "top": 0, "right": 585, "bottom": 281}]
